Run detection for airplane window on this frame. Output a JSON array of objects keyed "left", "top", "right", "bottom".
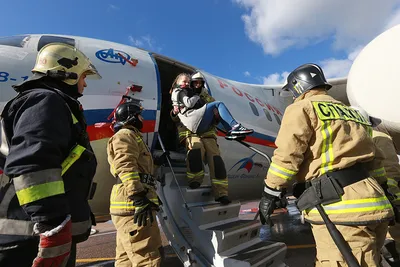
[
  {"left": 263, "top": 109, "right": 272, "bottom": 121},
  {"left": 37, "top": 36, "right": 75, "bottom": 51},
  {"left": 0, "top": 35, "right": 30, "bottom": 48},
  {"left": 249, "top": 102, "right": 259, "bottom": 116},
  {"left": 274, "top": 114, "right": 282, "bottom": 125}
]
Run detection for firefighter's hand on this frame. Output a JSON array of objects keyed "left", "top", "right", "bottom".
[
  {"left": 32, "top": 215, "right": 72, "bottom": 267},
  {"left": 131, "top": 193, "right": 159, "bottom": 227},
  {"left": 153, "top": 151, "right": 169, "bottom": 166},
  {"left": 259, "top": 185, "right": 282, "bottom": 226}
]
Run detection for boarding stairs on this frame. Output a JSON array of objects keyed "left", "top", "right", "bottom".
[{"left": 153, "top": 137, "right": 288, "bottom": 267}]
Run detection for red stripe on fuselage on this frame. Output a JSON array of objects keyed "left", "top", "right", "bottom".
[
  {"left": 87, "top": 120, "right": 156, "bottom": 141},
  {"left": 85, "top": 121, "right": 276, "bottom": 148},
  {"left": 216, "top": 132, "right": 277, "bottom": 148}
]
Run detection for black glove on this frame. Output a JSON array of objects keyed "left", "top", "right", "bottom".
[
  {"left": 381, "top": 182, "right": 400, "bottom": 224},
  {"left": 259, "top": 185, "right": 282, "bottom": 226},
  {"left": 275, "top": 188, "right": 288, "bottom": 209},
  {"left": 130, "top": 192, "right": 159, "bottom": 227},
  {"left": 292, "top": 182, "right": 306, "bottom": 199},
  {"left": 153, "top": 151, "right": 169, "bottom": 166}
]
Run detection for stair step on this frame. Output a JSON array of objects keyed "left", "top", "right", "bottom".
[
  {"left": 206, "top": 220, "right": 261, "bottom": 254},
  {"left": 190, "top": 201, "right": 241, "bottom": 228},
  {"left": 216, "top": 241, "right": 287, "bottom": 267},
  {"left": 163, "top": 168, "right": 212, "bottom": 187},
  {"left": 181, "top": 186, "right": 215, "bottom": 204}
]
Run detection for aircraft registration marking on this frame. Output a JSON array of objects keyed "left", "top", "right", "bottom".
[{"left": 0, "top": 71, "right": 28, "bottom": 83}]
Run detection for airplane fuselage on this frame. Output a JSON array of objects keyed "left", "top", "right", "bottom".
[{"left": 0, "top": 34, "right": 287, "bottom": 219}]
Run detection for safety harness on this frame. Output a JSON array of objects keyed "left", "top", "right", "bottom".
[{"left": 296, "top": 163, "right": 370, "bottom": 212}]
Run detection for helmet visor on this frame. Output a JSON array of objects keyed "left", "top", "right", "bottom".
[{"left": 85, "top": 62, "right": 102, "bottom": 80}]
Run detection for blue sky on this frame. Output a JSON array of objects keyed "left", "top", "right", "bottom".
[{"left": 1, "top": 0, "right": 400, "bottom": 84}]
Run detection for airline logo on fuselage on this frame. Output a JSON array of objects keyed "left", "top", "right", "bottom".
[{"left": 95, "top": 48, "right": 131, "bottom": 65}]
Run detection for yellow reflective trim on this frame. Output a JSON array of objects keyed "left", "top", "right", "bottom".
[
  {"left": 212, "top": 179, "right": 228, "bottom": 185},
  {"left": 270, "top": 163, "right": 296, "bottom": 175},
  {"left": 16, "top": 181, "right": 65, "bottom": 205},
  {"left": 320, "top": 121, "right": 334, "bottom": 174},
  {"left": 110, "top": 200, "right": 135, "bottom": 210},
  {"left": 312, "top": 102, "right": 371, "bottom": 126},
  {"left": 366, "top": 126, "right": 373, "bottom": 137},
  {"left": 71, "top": 112, "right": 78, "bottom": 124},
  {"left": 370, "top": 167, "right": 386, "bottom": 178},
  {"left": 179, "top": 131, "right": 191, "bottom": 136},
  {"left": 120, "top": 172, "right": 140, "bottom": 183},
  {"left": 150, "top": 198, "right": 159, "bottom": 205},
  {"left": 110, "top": 206, "right": 136, "bottom": 210},
  {"left": 323, "top": 196, "right": 387, "bottom": 205},
  {"left": 307, "top": 196, "right": 392, "bottom": 214},
  {"left": 388, "top": 178, "right": 398, "bottom": 187},
  {"left": 187, "top": 171, "right": 204, "bottom": 178},
  {"left": 309, "top": 204, "right": 392, "bottom": 214},
  {"left": 268, "top": 169, "right": 292, "bottom": 180},
  {"left": 61, "top": 145, "right": 86, "bottom": 176}
]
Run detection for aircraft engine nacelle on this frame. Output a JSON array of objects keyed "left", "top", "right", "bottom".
[{"left": 347, "top": 24, "right": 400, "bottom": 153}]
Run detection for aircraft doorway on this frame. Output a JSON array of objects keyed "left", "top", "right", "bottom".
[{"left": 152, "top": 55, "right": 195, "bottom": 152}]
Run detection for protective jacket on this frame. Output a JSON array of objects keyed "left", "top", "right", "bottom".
[
  {"left": 266, "top": 89, "right": 394, "bottom": 224},
  {"left": 373, "top": 129, "right": 400, "bottom": 205},
  {"left": 0, "top": 80, "right": 97, "bottom": 248},
  {"left": 107, "top": 125, "right": 158, "bottom": 216},
  {"left": 171, "top": 87, "right": 206, "bottom": 133}
]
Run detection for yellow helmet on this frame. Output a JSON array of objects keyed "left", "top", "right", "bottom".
[{"left": 32, "top": 42, "right": 101, "bottom": 85}]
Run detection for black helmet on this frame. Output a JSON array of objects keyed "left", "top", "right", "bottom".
[
  {"left": 282, "top": 63, "right": 332, "bottom": 98},
  {"left": 114, "top": 100, "right": 143, "bottom": 128}
]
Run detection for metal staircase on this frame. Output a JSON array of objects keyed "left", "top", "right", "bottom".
[{"left": 153, "top": 137, "right": 288, "bottom": 267}]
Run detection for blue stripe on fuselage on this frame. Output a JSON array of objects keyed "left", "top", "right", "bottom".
[{"left": 83, "top": 109, "right": 157, "bottom": 125}]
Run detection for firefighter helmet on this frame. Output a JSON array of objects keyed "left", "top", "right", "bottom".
[
  {"left": 190, "top": 72, "right": 205, "bottom": 87},
  {"left": 114, "top": 101, "right": 144, "bottom": 126},
  {"left": 282, "top": 63, "right": 332, "bottom": 98},
  {"left": 32, "top": 42, "right": 101, "bottom": 85}
]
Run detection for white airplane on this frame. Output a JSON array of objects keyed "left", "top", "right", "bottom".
[{"left": 0, "top": 24, "right": 398, "bottom": 267}]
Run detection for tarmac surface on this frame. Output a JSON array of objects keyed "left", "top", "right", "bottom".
[{"left": 76, "top": 198, "right": 316, "bottom": 267}]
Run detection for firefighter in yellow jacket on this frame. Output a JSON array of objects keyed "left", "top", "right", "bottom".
[
  {"left": 259, "top": 63, "right": 395, "bottom": 266},
  {"left": 170, "top": 72, "right": 230, "bottom": 205},
  {"left": 352, "top": 106, "right": 400, "bottom": 264},
  {"left": 107, "top": 100, "right": 162, "bottom": 267}
]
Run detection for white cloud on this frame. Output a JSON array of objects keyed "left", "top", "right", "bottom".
[
  {"left": 128, "top": 35, "right": 162, "bottom": 52},
  {"left": 317, "top": 45, "right": 364, "bottom": 78},
  {"left": 263, "top": 71, "right": 289, "bottom": 85},
  {"left": 234, "top": 0, "right": 400, "bottom": 56},
  {"left": 244, "top": 71, "right": 251, "bottom": 77},
  {"left": 128, "top": 36, "right": 144, "bottom": 47}
]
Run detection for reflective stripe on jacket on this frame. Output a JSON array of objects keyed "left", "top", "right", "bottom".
[
  {"left": 107, "top": 126, "right": 158, "bottom": 216},
  {"left": 265, "top": 89, "right": 394, "bottom": 224}
]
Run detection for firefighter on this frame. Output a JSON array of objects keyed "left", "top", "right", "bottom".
[
  {"left": 259, "top": 63, "right": 395, "bottom": 266},
  {"left": 170, "top": 72, "right": 231, "bottom": 205},
  {"left": 0, "top": 43, "right": 101, "bottom": 267},
  {"left": 352, "top": 106, "right": 400, "bottom": 265},
  {"left": 107, "top": 100, "right": 163, "bottom": 267}
]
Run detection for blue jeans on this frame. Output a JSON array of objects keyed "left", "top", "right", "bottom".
[{"left": 197, "top": 101, "right": 238, "bottom": 134}]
